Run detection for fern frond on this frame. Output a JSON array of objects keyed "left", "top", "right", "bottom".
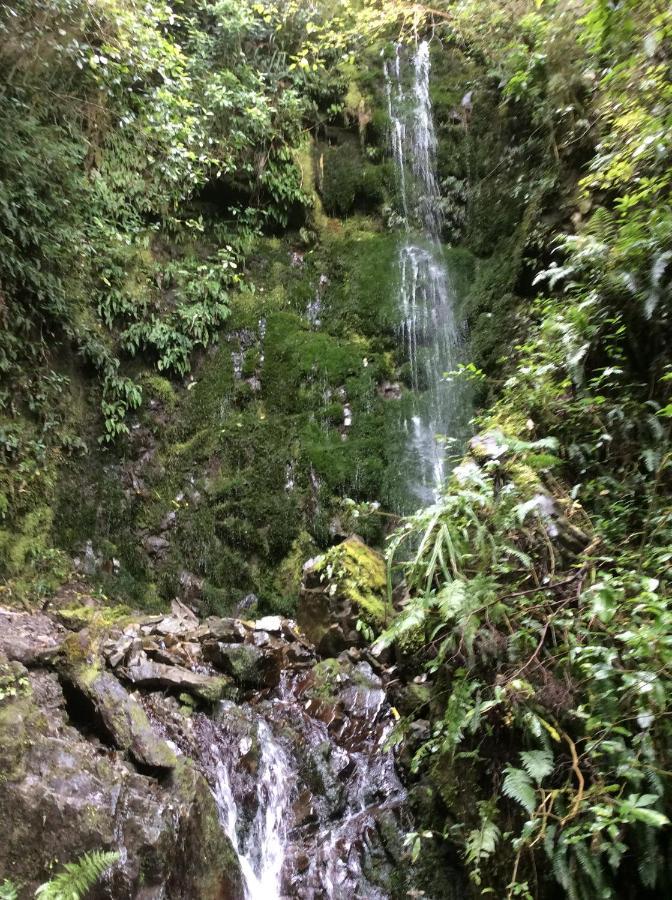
[
  {"left": 0, "top": 881, "right": 18, "bottom": 900},
  {"left": 502, "top": 766, "right": 537, "bottom": 814},
  {"left": 638, "top": 823, "right": 661, "bottom": 889},
  {"left": 35, "top": 851, "right": 119, "bottom": 900},
  {"left": 551, "top": 843, "right": 570, "bottom": 890},
  {"left": 574, "top": 841, "right": 606, "bottom": 891},
  {"left": 465, "top": 817, "right": 501, "bottom": 864},
  {"left": 520, "top": 749, "right": 553, "bottom": 784}
]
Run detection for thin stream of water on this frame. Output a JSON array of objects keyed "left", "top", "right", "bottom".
[
  {"left": 214, "top": 718, "right": 292, "bottom": 900},
  {"left": 385, "top": 40, "right": 468, "bottom": 505}
]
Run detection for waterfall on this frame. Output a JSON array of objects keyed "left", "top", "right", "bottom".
[
  {"left": 213, "top": 716, "right": 292, "bottom": 900},
  {"left": 200, "top": 662, "right": 411, "bottom": 899},
  {"left": 385, "top": 40, "right": 468, "bottom": 506}
]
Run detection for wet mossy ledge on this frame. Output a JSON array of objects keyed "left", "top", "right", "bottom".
[{"left": 50, "top": 211, "right": 414, "bottom": 619}]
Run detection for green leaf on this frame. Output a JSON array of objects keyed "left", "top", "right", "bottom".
[
  {"left": 625, "top": 807, "right": 669, "bottom": 828},
  {"left": 502, "top": 767, "right": 537, "bottom": 815},
  {"left": 520, "top": 749, "right": 553, "bottom": 784}
]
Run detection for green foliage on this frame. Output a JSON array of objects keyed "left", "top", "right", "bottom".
[
  {"left": 0, "top": 882, "right": 18, "bottom": 900},
  {"left": 35, "top": 851, "right": 119, "bottom": 900},
  {"left": 0, "top": 851, "right": 118, "bottom": 900},
  {"left": 0, "top": 0, "right": 359, "bottom": 453},
  {"left": 378, "top": 3, "right": 672, "bottom": 898}
]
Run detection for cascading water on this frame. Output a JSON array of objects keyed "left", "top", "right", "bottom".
[
  {"left": 194, "top": 663, "right": 410, "bottom": 899},
  {"left": 214, "top": 714, "right": 292, "bottom": 899},
  {"left": 385, "top": 41, "right": 469, "bottom": 506}
]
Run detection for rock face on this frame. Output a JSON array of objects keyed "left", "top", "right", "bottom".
[
  {"left": 0, "top": 602, "right": 320, "bottom": 898},
  {"left": 0, "top": 662, "right": 243, "bottom": 899},
  {"left": 298, "top": 536, "right": 389, "bottom": 654}
]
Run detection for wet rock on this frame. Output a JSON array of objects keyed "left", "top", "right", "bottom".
[
  {"left": 123, "top": 652, "right": 232, "bottom": 703},
  {"left": 204, "top": 642, "right": 281, "bottom": 689},
  {"left": 299, "top": 739, "right": 346, "bottom": 817},
  {"left": 392, "top": 680, "right": 432, "bottom": 717},
  {"left": 292, "top": 789, "right": 317, "bottom": 828},
  {"left": 317, "top": 623, "right": 349, "bottom": 657},
  {"left": 0, "top": 600, "right": 442, "bottom": 898},
  {"left": 294, "top": 851, "right": 311, "bottom": 874},
  {"left": 298, "top": 536, "right": 389, "bottom": 652},
  {"left": 60, "top": 660, "right": 177, "bottom": 770},
  {"left": 0, "top": 664, "right": 243, "bottom": 899}
]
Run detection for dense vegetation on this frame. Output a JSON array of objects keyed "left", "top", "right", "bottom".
[
  {"left": 1, "top": 0, "right": 671, "bottom": 899},
  {"left": 379, "top": 2, "right": 672, "bottom": 898}
]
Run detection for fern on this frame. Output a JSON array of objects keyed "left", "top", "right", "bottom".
[
  {"left": 35, "top": 851, "right": 119, "bottom": 900},
  {"left": 520, "top": 749, "right": 553, "bottom": 784},
  {"left": 638, "top": 824, "right": 662, "bottom": 889},
  {"left": 502, "top": 766, "right": 537, "bottom": 815},
  {"left": 584, "top": 206, "right": 616, "bottom": 243},
  {"left": 0, "top": 881, "right": 18, "bottom": 900},
  {"left": 574, "top": 841, "right": 607, "bottom": 894},
  {"left": 465, "top": 814, "right": 501, "bottom": 866}
]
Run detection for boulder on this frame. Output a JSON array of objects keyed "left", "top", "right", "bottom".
[
  {"left": 298, "top": 536, "right": 389, "bottom": 650},
  {"left": 0, "top": 606, "right": 65, "bottom": 666},
  {"left": 0, "top": 665, "right": 243, "bottom": 899},
  {"left": 203, "top": 617, "right": 248, "bottom": 643},
  {"left": 203, "top": 642, "right": 281, "bottom": 689},
  {"left": 59, "top": 661, "right": 177, "bottom": 770}
]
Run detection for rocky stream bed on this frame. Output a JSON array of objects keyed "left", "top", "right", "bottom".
[{"left": 0, "top": 563, "right": 454, "bottom": 900}]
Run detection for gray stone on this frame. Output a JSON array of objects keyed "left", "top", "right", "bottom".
[
  {"left": 123, "top": 653, "right": 232, "bottom": 703},
  {"left": 61, "top": 663, "right": 177, "bottom": 770}
]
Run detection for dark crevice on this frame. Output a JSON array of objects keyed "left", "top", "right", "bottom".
[{"left": 59, "top": 677, "right": 116, "bottom": 748}]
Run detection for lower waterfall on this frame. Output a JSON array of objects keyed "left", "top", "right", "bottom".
[
  {"left": 214, "top": 716, "right": 292, "bottom": 899},
  {"left": 199, "top": 667, "right": 407, "bottom": 899}
]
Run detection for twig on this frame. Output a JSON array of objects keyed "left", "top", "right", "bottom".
[{"left": 561, "top": 732, "right": 585, "bottom": 824}]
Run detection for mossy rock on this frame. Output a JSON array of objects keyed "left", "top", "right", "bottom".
[
  {"left": 55, "top": 603, "right": 133, "bottom": 631},
  {"left": 306, "top": 657, "right": 346, "bottom": 700},
  {"left": 298, "top": 536, "right": 388, "bottom": 648},
  {"left": 316, "top": 535, "right": 387, "bottom": 622},
  {"left": 320, "top": 142, "right": 388, "bottom": 217}
]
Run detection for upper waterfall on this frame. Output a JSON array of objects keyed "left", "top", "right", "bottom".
[{"left": 385, "top": 40, "right": 469, "bottom": 506}]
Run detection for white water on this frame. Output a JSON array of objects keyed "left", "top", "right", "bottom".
[
  {"left": 214, "top": 719, "right": 292, "bottom": 899},
  {"left": 385, "top": 41, "right": 467, "bottom": 505},
  {"left": 205, "top": 664, "right": 410, "bottom": 899}
]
